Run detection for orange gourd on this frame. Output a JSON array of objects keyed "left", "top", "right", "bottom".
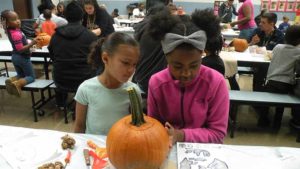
[
  {"left": 106, "top": 87, "right": 170, "bottom": 169},
  {"left": 231, "top": 38, "right": 248, "bottom": 52},
  {"left": 36, "top": 33, "right": 51, "bottom": 48}
]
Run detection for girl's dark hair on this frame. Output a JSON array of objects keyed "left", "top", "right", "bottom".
[
  {"left": 147, "top": 8, "right": 220, "bottom": 51},
  {"left": 83, "top": 0, "right": 101, "bottom": 14},
  {"left": 1, "top": 10, "right": 12, "bottom": 33},
  {"left": 88, "top": 32, "right": 139, "bottom": 74},
  {"left": 205, "top": 35, "right": 223, "bottom": 56},
  {"left": 285, "top": 25, "right": 300, "bottom": 46}
]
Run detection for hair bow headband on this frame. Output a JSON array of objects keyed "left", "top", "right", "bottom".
[{"left": 161, "top": 30, "right": 207, "bottom": 54}]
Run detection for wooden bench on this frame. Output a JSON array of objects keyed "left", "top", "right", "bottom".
[
  {"left": 0, "top": 77, "right": 54, "bottom": 122},
  {"left": 229, "top": 90, "right": 300, "bottom": 142}
]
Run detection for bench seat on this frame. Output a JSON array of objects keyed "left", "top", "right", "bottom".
[
  {"left": 229, "top": 90, "right": 300, "bottom": 142},
  {"left": 0, "top": 77, "right": 54, "bottom": 122}
]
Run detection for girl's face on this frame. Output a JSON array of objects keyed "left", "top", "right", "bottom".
[
  {"left": 103, "top": 44, "right": 139, "bottom": 84},
  {"left": 167, "top": 48, "right": 203, "bottom": 86},
  {"left": 84, "top": 4, "right": 95, "bottom": 15},
  {"left": 6, "top": 12, "right": 21, "bottom": 29}
]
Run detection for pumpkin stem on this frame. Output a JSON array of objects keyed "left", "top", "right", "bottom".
[{"left": 127, "top": 87, "right": 145, "bottom": 126}]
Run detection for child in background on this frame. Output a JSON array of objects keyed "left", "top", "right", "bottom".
[
  {"left": 74, "top": 32, "right": 141, "bottom": 135},
  {"left": 202, "top": 35, "right": 225, "bottom": 75},
  {"left": 41, "top": 9, "right": 56, "bottom": 36},
  {"left": 278, "top": 16, "right": 290, "bottom": 33},
  {"left": 1, "top": 10, "right": 38, "bottom": 96},
  {"left": 147, "top": 8, "right": 229, "bottom": 144},
  {"left": 258, "top": 25, "right": 300, "bottom": 129}
]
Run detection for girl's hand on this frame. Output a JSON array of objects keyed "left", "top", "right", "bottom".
[{"left": 165, "top": 122, "right": 185, "bottom": 145}]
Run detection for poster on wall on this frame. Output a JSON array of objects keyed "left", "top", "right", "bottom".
[
  {"left": 295, "top": 0, "right": 300, "bottom": 11},
  {"left": 261, "top": 0, "right": 270, "bottom": 10},
  {"left": 277, "top": 0, "right": 286, "bottom": 11},
  {"left": 269, "top": 0, "right": 278, "bottom": 11},
  {"left": 286, "top": 0, "right": 296, "bottom": 12}
]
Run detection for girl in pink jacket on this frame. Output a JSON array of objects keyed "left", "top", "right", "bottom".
[{"left": 147, "top": 9, "right": 229, "bottom": 144}]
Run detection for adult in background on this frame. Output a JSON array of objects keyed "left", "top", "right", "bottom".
[
  {"left": 82, "top": 0, "right": 114, "bottom": 37},
  {"left": 48, "top": 1, "right": 97, "bottom": 113},
  {"left": 132, "top": 3, "right": 169, "bottom": 103},
  {"left": 229, "top": 0, "right": 256, "bottom": 40},
  {"left": 133, "top": 3, "right": 145, "bottom": 18},
  {"left": 249, "top": 12, "right": 284, "bottom": 50},
  {"left": 249, "top": 13, "right": 284, "bottom": 92},
  {"left": 56, "top": 2, "right": 65, "bottom": 18},
  {"left": 218, "top": 0, "right": 238, "bottom": 23},
  {"left": 254, "top": 9, "right": 267, "bottom": 27},
  {"left": 34, "top": 4, "right": 67, "bottom": 33}
]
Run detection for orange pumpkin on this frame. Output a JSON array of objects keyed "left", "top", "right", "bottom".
[
  {"left": 231, "top": 38, "right": 248, "bottom": 52},
  {"left": 36, "top": 33, "right": 51, "bottom": 48},
  {"left": 106, "top": 87, "right": 170, "bottom": 169}
]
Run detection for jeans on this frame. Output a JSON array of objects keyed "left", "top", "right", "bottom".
[
  {"left": 239, "top": 27, "right": 256, "bottom": 41},
  {"left": 11, "top": 53, "right": 35, "bottom": 83}
]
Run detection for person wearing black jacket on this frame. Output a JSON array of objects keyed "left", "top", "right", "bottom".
[
  {"left": 82, "top": 0, "right": 114, "bottom": 37},
  {"left": 48, "top": 1, "right": 97, "bottom": 110},
  {"left": 132, "top": 3, "right": 169, "bottom": 99}
]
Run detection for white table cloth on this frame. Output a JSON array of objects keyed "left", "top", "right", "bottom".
[{"left": 1, "top": 125, "right": 299, "bottom": 169}]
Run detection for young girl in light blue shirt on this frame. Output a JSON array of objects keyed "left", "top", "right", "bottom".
[{"left": 74, "top": 32, "right": 141, "bottom": 135}]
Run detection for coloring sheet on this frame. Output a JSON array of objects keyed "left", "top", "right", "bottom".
[{"left": 177, "top": 142, "right": 300, "bottom": 169}]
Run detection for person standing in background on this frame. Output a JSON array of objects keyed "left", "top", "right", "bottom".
[
  {"left": 218, "top": 0, "right": 238, "bottom": 23},
  {"left": 230, "top": 0, "right": 256, "bottom": 40}
]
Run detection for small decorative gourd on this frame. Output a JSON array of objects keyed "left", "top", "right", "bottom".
[
  {"left": 106, "top": 87, "right": 170, "bottom": 169},
  {"left": 36, "top": 33, "right": 51, "bottom": 48},
  {"left": 231, "top": 38, "right": 248, "bottom": 52}
]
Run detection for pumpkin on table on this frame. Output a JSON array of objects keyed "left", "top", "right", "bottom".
[
  {"left": 230, "top": 38, "right": 249, "bottom": 52},
  {"left": 106, "top": 87, "right": 170, "bottom": 169},
  {"left": 36, "top": 33, "right": 51, "bottom": 48}
]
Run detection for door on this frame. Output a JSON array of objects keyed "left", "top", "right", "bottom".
[{"left": 12, "top": 0, "right": 32, "bottom": 19}]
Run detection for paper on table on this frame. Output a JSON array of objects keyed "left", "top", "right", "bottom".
[
  {"left": 1, "top": 134, "right": 64, "bottom": 169},
  {"left": 176, "top": 142, "right": 300, "bottom": 169}
]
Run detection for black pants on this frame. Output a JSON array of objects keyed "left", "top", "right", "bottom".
[
  {"left": 55, "top": 88, "right": 68, "bottom": 108},
  {"left": 252, "top": 65, "right": 269, "bottom": 91},
  {"left": 257, "top": 80, "right": 293, "bottom": 129}
]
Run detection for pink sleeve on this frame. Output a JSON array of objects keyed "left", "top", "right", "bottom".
[
  {"left": 183, "top": 78, "right": 229, "bottom": 143},
  {"left": 10, "top": 31, "right": 24, "bottom": 51},
  {"left": 147, "top": 77, "right": 163, "bottom": 123}
]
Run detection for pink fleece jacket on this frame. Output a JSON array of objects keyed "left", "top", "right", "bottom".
[{"left": 147, "top": 66, "right": 229, "bottom": 143}]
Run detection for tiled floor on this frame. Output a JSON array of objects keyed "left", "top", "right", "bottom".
[{"left": 0, "top": 63, "right": 299, "bottom": 148}]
